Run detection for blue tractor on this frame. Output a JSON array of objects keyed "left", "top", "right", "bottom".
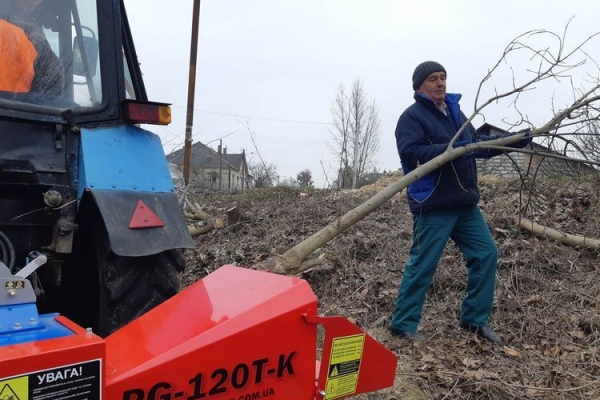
[{"left": 0, "top": 0, "right": 194, "bottom": 336}]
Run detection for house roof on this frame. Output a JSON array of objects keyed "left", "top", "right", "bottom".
[
  {"left": 223, "top": 153, "right": 246, "bottom": 170},
  {"left": 476, "top": 122, "right": 508, "bottom": 135},
  {"left": 167, "top": 141, "right": 240, "bottom": 170}
]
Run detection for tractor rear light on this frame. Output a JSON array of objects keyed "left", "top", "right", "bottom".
[{"left": 122, "top": 100, "right": 171, "bottom": 125}]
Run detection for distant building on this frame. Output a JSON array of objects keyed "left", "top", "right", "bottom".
[
  {"left": 167, "top": 142, "right": 251, "bottom": 191},
  {"left": 476, "top": 123, "right": 596, "bottom": 178}
]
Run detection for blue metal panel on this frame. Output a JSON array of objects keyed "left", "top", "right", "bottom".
[
  {"left": 78, "top": 125, "right": 174, "bottom": 198},
  {"left": 0, "top": 304, "right": 73, "bottom": 346}
]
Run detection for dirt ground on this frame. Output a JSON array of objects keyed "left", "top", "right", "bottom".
[{"left": 180, "top": 172, "right": 600, "bottom": 400}]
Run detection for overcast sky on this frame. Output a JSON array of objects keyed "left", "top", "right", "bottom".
[{"left": 123, "top": 0, "right": 600, "bottom": 188}]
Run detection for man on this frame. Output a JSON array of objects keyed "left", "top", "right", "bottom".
[
  {"left": 0, "top": 0, "right": 65, "bottom": 101},
  {"left": 391, "top": 61, "right": 531, "bottom": 344}
]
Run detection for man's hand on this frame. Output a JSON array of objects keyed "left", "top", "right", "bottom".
[{"left": 511, "top": 129, "right": 533, "bottom": 148}]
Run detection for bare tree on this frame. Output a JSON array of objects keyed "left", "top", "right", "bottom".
[
  {"left": 277, "top": 176, "right": 299, "bottom": 188},
  {"left": 296, "top": 169, "right": 313, "bottom": 188},
  {"left": 257, "top": 25, "right": 600, "bottom": 275},
  {"left": 330, "top": 84, "right": 351, "bottom": 189},
  {"left": 574, "top": 120, "right": 600, "bottom": 165},
  {"left": 330, "top": 78, "right": 380, "bottom": 189},
  {"left": 248, "top": 161, "right": 278, "bottom": 188}
]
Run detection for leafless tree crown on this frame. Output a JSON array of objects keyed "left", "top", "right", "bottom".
[{"left": 329, "top": 78, "right": 381, "bottom": 189}]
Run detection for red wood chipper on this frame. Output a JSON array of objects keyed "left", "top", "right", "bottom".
[{"left": 1, "top": 262, "right": 397, "bottom": 399}]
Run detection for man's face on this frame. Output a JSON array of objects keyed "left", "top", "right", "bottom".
[{"left": 416, "top": 71, "right": 446, "bottom": 105}]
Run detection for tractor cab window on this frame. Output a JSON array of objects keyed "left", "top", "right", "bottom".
[
  {"left": 123, "top": 48, "right": 137, "bottom": 100},
  {"left": 0, "top": 0, "right": 101, "bottom": 108}
]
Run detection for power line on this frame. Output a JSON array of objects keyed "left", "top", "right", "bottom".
[
  {"left": 264, "top": 140, "right": 327, "bottom": 153},
  {"left": 171, "top": 105, "right": 333, "bottom": 125}
]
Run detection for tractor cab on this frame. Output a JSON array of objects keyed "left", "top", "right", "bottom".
[
  {"left": 0, "top": 0, "right": 193, "bottom": 337},
  {"left": 0, "top": 0, "right": 160, "bottom": 121}
]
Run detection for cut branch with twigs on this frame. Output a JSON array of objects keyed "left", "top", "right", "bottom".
[
  {"left": 184, "top": 200, "right": 226, "bottom": 236},
  {"left": 256, "top": 25, "right": 600, "bottom": 275}
]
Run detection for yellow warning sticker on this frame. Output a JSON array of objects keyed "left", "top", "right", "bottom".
[
  {"left": 0, "top": 376, "right": 29, "bottom": 400},
  {"left": 324, "top": 334, "right": 365, "bottom": 399}
]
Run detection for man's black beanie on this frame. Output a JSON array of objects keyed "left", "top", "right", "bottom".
[{"left": 412, "top": 61, "right": 446, "bottom": 90}]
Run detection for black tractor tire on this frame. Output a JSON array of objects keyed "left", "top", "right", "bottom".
[{"left": 61, "top": 210, "right": 186, "bottom": 337}]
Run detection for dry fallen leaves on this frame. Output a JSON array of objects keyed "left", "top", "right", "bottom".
[{"left": 181, "top": 176, "right": 600, "bottom": 399}]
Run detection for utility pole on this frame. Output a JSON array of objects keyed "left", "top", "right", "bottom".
[
  {"left": 183, "top": 0, "right": 201, "bottom": 185},
  {"left": 219, "top": 139, "right": 222, "bottom": 191}
]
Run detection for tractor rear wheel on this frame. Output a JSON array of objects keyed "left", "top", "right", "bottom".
[{"left": 62, "top": 211, "right": 185, "bottom": 337}]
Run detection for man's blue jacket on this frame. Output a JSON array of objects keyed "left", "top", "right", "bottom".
[{"left": 395, "top": 92, "right": 501, "bottom": 213}]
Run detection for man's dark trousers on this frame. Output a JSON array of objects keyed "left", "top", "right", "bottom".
[{"left": 391, "top": 205, "right": 498, "bottom": 332}]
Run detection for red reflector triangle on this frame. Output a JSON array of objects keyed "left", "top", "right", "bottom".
[{"left": 129, "top": 200, "right": 165, "bottom": 229}]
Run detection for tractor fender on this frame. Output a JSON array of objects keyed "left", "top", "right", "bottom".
[
  {"left": 78, "top": 125, "right": 194, "bottom": 256},
  {"left": 84, "top": 189, "right": 194, "bottom": 256}
]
